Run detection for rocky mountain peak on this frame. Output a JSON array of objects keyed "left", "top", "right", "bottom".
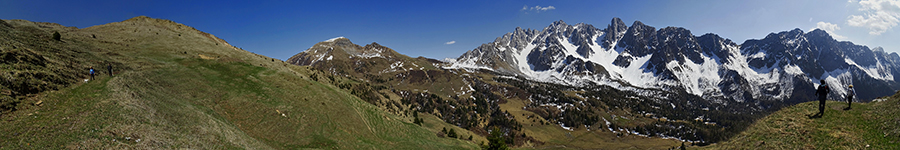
[
  {"left": 450, "top": 17, "right": 900, "bottom": 107},
  {"left": 601, "top": 17, "right": 628, "bottom": 49},
  {"left": 608, "top": 17, "right": 627, "bottom": 32},
  {"left": 323, "top": 37, "right": 354, "bottom": 46},
  {"left": 552, "top": 20, "right": 568, "bottom": 27},
  {"left": 656, "top": 27, "right": 702, "bottom": 60},
  {"left": 613, "top": 20, "right": 657, "bottom": 66},
  {"left": 805, "top": 29, "right": 834, "bottom": 41},
  {"left": 629, "top": 21, "right": 650, "bottom": 31},
  {"left": 697, "top": 33, "right": 736, "bottom": 63},
  {"left": 658, "top": 27, "right": 694, "bottom": 41},
  {"left": 764, "top": 28, "right": 805, "bottom": 40},
  {"left": 364, "top": 42, "right": 383, "bottom": 48},
  {"left": 362, "top": 42, "right": 396, "bottom": 58},
  {"left": 789, "top": 28, "right": 804, "bottom": 33},
  {"left": 288, "top": 37, "right": 403, "bottom": 67}
]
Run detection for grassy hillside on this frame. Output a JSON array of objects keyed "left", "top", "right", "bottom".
[
  {"left": 702, "top": 96, "right": 900, "bottom": 149},
  {"left": 0, "top": 16, "right": 477, "bottom": 149}
]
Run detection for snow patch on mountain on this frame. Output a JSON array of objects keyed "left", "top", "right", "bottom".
[
  {"left": 517, "top": 39, "right": 539, "bottom": 71},
  {"left": 325, "top": 36, "right": 345, "bottom": 42},
  {"left": 442, "top": 58, "right": 494, "bottom": 71},
  {"left": 845, "top": 58, "right": 894, "bottom": 81},
  {"left": 613, "top": 54, "right": 660, "bottom": 87},
  {"left": 442, "top": 19, "right": 900, "bottom": 105},
  {"left": 559, "top": 37, "right": 582, "bottom": 59},
  {"left": 749, "top": 51, "right": 766, "bottom": 59},
  {"left": 668, "top": 55, "right": 723, "bottom": 96},
  {"left": 783, "top": 65, "right": 803, "bottom": 75}
]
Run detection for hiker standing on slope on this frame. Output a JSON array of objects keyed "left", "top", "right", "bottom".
[
  {"left": 89, "top": 66, "right": 95, "bottom": 81},
  {"left": 107, "top": 63, "right": 113, "bottom": 76},
  {"left": 846, "top": 85, "right": 856, "bottom": 110},
  {"left": 815, "top": 80, "right": 830, "bottom": 116}
]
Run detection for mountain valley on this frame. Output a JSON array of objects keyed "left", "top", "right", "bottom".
[{"left": 3, "top": 16, "right": 900, "bottom": 149}]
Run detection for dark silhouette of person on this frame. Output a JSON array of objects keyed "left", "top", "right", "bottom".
[
  {"left": 89, "top": 66, "right": 95, "bottom": 81},
  {"left": 107, "top": 63, "right": 113, "bottom": 76},
  {"left": 815, "top": 80, "right": 830, "bottom": 116},
  {"left": 845, "top": 85, "right": 855, "bottom": 110}
]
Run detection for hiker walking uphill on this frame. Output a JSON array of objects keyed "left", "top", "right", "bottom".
[
  {"left": 89, "top": 66, "right": 95, "bottom": 81},
  {"left": 815, "top": 80, "right": 830, "bottom": 117},
  {"left": 845, "top": 85, "right": 856, "bottom": 110}
]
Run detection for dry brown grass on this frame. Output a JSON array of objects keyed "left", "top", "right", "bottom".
[{"left": 701, "top": 98, "right": 900, "bottom": 149}]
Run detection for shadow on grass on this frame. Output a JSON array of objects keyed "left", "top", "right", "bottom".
[{"left": 806, "top": 112, "right": 822, "bottom": 119}]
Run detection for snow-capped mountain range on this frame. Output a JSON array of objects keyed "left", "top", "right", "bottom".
[
  {"left": 446, "top": 18, "right": 900, "bottom": 104},
  {"left": 284, "top": 18, "right": 900, "bottom": 143}
]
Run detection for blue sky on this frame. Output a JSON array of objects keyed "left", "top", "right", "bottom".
[{"left": 2, "top": 0, "right": 898, "bottom": 60}]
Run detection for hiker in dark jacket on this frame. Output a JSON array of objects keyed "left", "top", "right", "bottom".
[
  {"left": 815, "top": 80, "right": 830, "bottom": 116},
  {"left": 107, "top": 63, "right": 113, "bottom": 76},
  {"left": 89, "top": 66, "right": 95, "bottom": 81},
  {"left": 846, "top": 85, "right": 855, "bottom": 110}
]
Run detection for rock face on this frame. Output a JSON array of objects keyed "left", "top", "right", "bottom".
[
  {"left": 287, "top": 37, "right": 401, "bottom": 66},
  {"left": 448, "top": 18, "right": 900, "bottom": 108},
  {"left": 287, "top": 18, "right": 900, "bottom": 120}
]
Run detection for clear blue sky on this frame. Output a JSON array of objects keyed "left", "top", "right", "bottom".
[{"left": 2, "top": 0, "right": 898, "bottom": 60}]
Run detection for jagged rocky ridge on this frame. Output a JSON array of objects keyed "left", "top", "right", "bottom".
[
  {"left": 448, "top": 18, "right": 900, "bottom": 107},
  {"left": 287, "top": 18, "right": 900, "bottom": 144}
]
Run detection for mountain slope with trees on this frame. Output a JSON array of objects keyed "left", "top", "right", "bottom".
[{"left": 289, "top": 17, "right": 900, "bottom": 148}]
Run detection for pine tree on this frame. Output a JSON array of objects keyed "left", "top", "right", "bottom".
[
  {"left": 413, "top": 111, "right": 423, "bottom": 125},
  {"left": 52, "top": 31, "right": 61, "bottom": 41},
  {"left": 483, "top": 127, "right": 509, "bottom": 150},
  {"left": 448, "top": 128, "right": 457, "bottom": 138}
]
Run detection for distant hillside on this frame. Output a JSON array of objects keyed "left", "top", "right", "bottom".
[
  {"left": 703, "top": 96, "right": 900, "bottom": 149},
  {"left": 0, "top": 16, "right": 477, "bottom": 149}
]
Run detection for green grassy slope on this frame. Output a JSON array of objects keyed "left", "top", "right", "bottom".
[
  {"left": 0, "top": 16, "right": 477, "bottom": 149},
  {"left": 703, "top": 96, "right": 900, "bottom": 149}
]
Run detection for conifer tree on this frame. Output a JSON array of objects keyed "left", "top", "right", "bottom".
[
  {"left": 483, "top": 127, "right": 508, "bottom": 150},
  {"left": 52, "top": 31, "right": 61, "bottom": 41},
  {"left": 448, "top": 128, "right": 457, "bottom": 138}
]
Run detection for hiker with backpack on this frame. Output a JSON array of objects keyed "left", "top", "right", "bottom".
[
  {"left": 815, "top": 80, "right": 830, "bottom": 117},
  {"left": 845, "top": 85, "right": 856, "bottom": 110},
  {"left": 89, "top": 66, "right": 95, "bottom": 81}
]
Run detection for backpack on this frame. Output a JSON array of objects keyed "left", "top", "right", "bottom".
[{"left": 817, "top": 85, "right": 829, "bottom": 96}]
